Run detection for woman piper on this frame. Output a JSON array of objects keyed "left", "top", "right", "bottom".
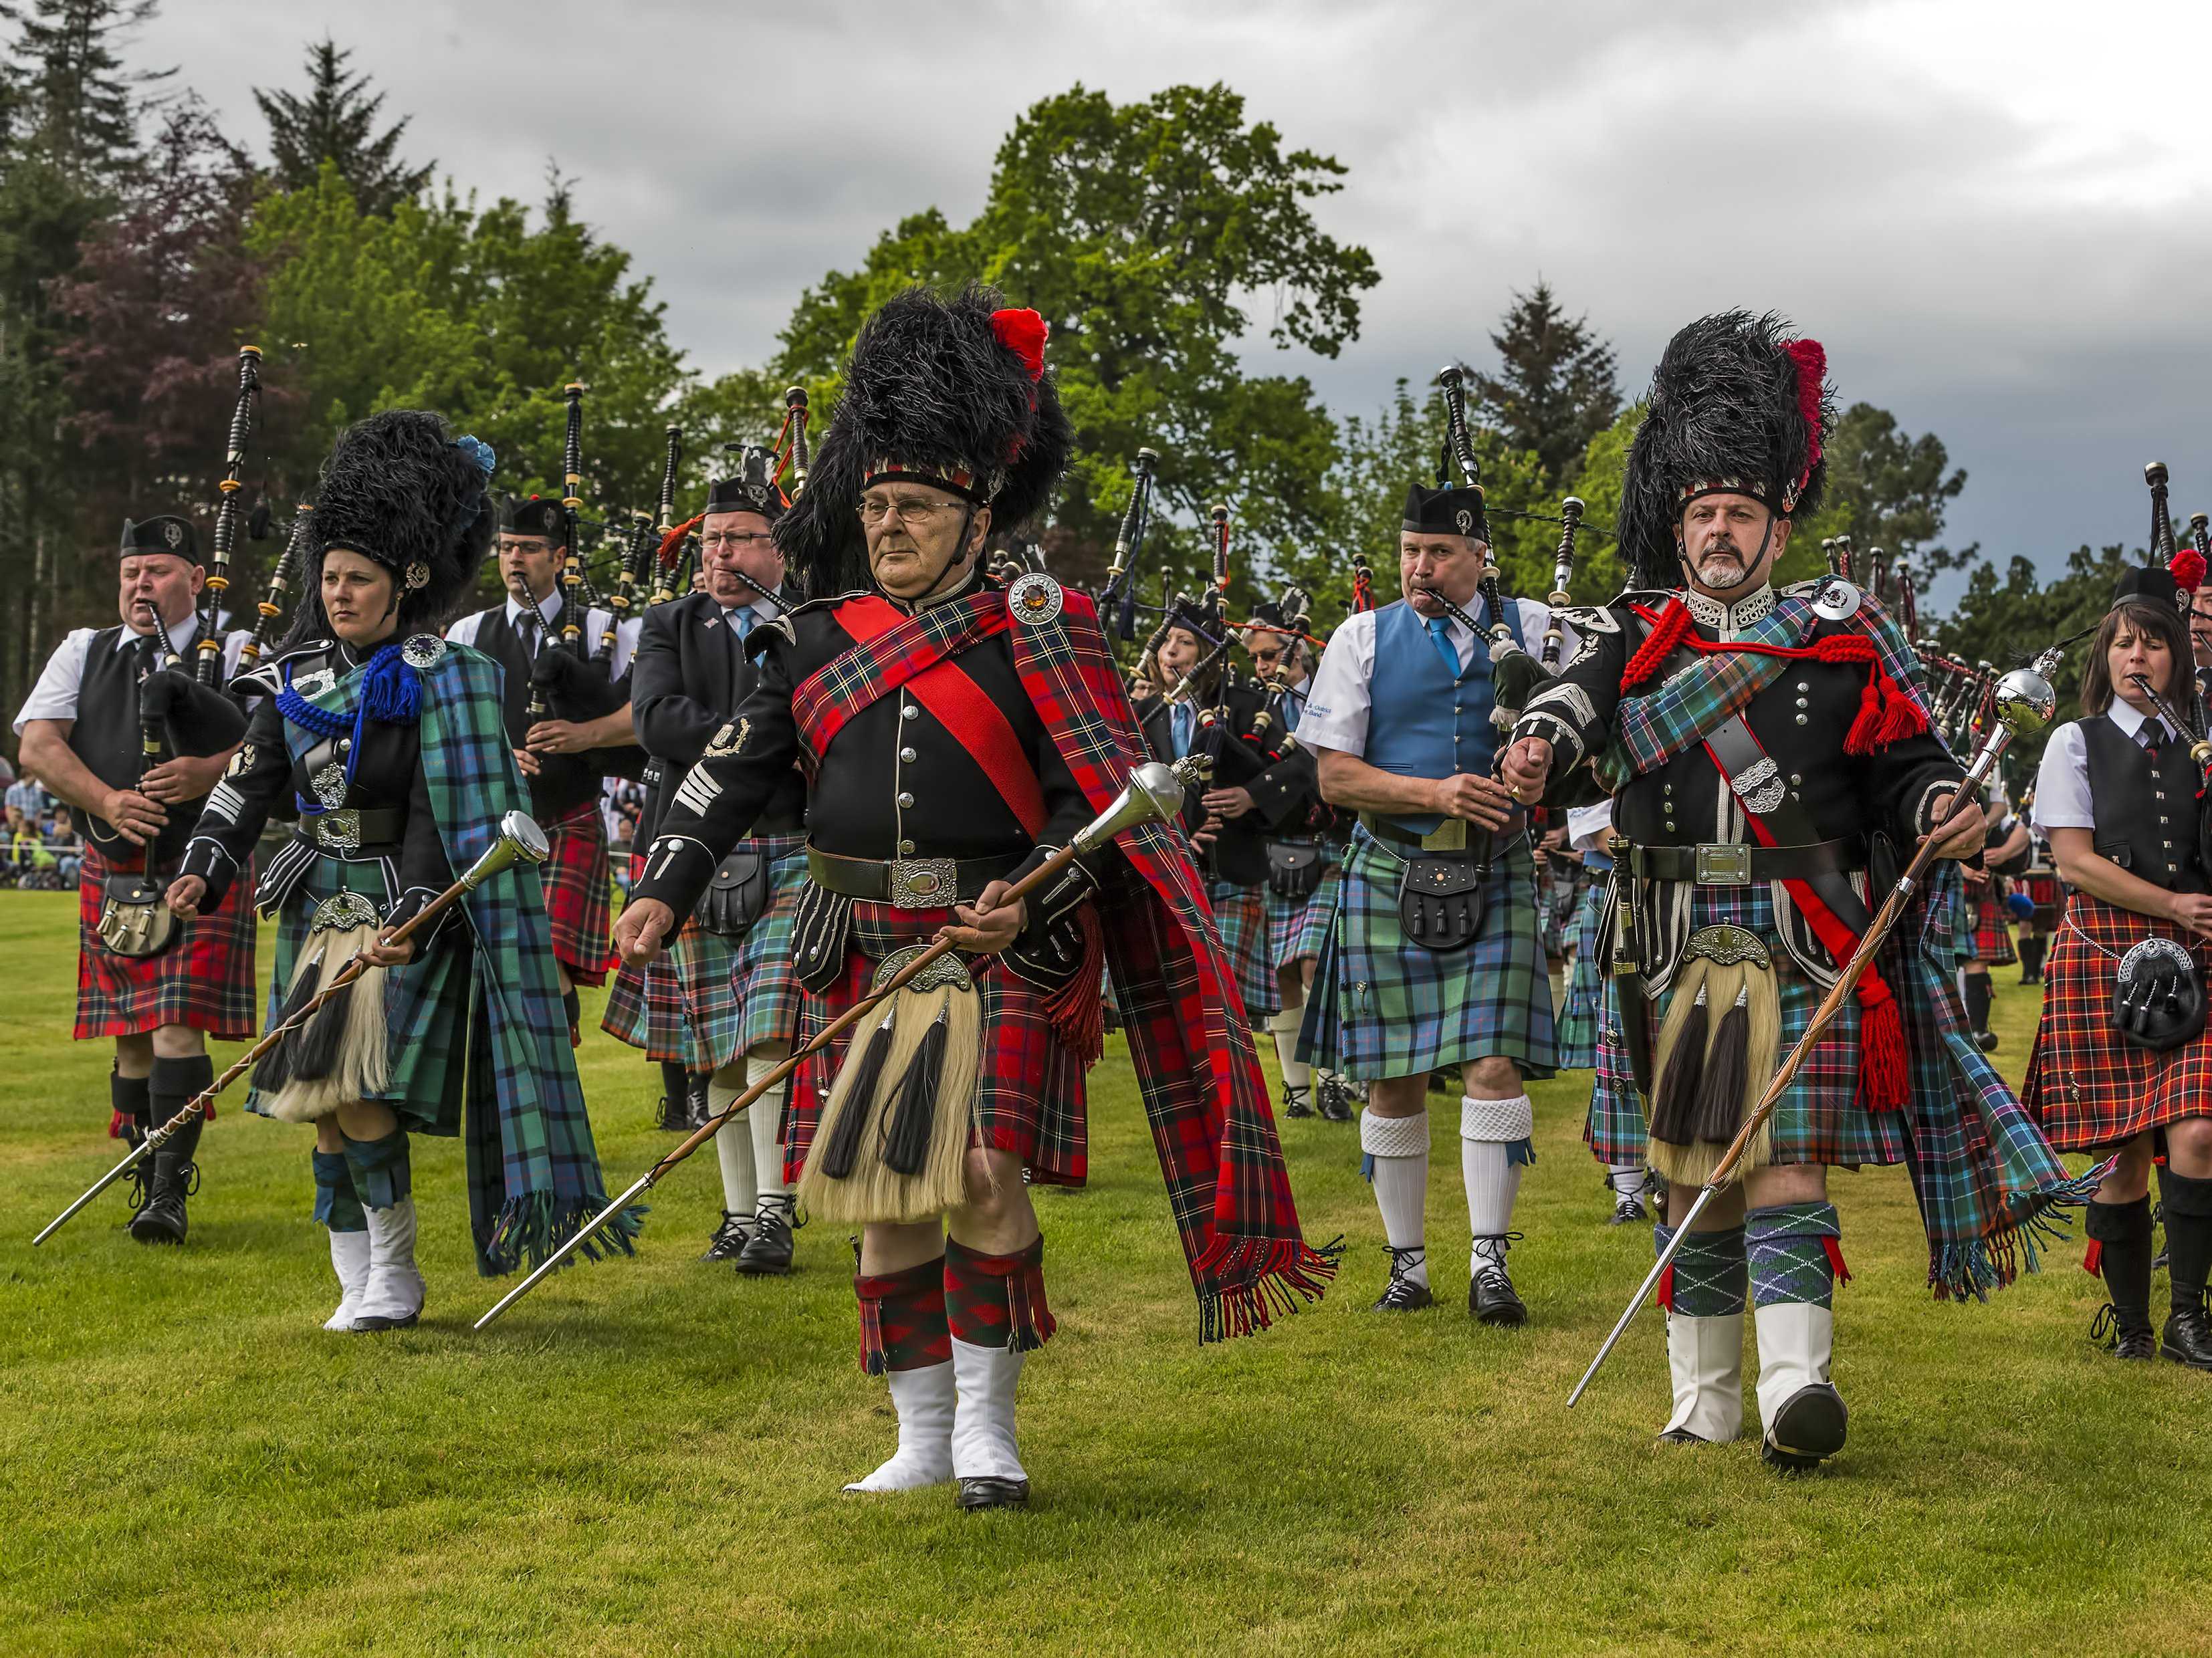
[
  {"left": 165, "top": 410, "right": 640, "bottom": 1331},
  {"left": 2025, "top": 566, "right": 2212, "bottom": 1371}
]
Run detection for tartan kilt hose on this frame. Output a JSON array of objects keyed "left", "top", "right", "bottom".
[
  {"left": 538, "top": 798, "right": 615, "bottom": 986},
  {"left": 668, "top": 834, "right": 807, "bottom": 1072},
  {"left": 1210, "top": 880, "right": 1281, "bottom": 1020},
  {"left": 2023, "top": 893, "right": 2212, "bottom": 1149},
  {"left": 1298, "top": 827, "right": 1557, "bottom": 1084},
  {"left": 789, "top": 900, "right": 1090, "bottom": 1189},
  {"left": 1969, "top": 882, "right": 2016, "bottom": 966},
  {"left": 1555, "top": 880, "right": 1608, "bottom": 1071},
  {"left": 1263, "top": 855, "right": 1342, "bottom": 971},
  {"left": 75, "top": 842, "right": 257, "bottom": 1041}
]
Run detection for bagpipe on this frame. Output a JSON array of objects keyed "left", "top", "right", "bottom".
[{"left": 1101, "top": 445, "right": 1160, "bottom": 645}]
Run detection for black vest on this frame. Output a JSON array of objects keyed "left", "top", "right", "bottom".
[
  {"left": 2082, "top": 712, "right": 2209, "bottom": 893},
  {"left": 471, "top": 605, "right": 600, "bottom": 818},
  {"left": 67, "top": 626, "right": 200, "bottom": 862}
]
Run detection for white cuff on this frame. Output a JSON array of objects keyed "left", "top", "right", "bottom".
[
  {"left": 1359, "top": 1108, "right": 1429, "bottom": 1159},
  {"left": 1460, "top": 1093, "right": 1534, "bottom": 1142}
]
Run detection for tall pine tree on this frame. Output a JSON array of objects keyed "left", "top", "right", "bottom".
[
  {"left": 1468, "top": 279, "right": 1620, "bottom": 488},
  {"left": 254, "top": 38, "right": 430, "bottom": 215}
]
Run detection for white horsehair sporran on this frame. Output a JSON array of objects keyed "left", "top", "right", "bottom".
[
  {"left": 253, "top": 889, "right": 391, "bottom": 1122},
  {"left": 1643, "top": 923, "right": 1781, "bottom": 1188},
  {"left": 797, "top": 943, "right": 984, "bottom": 1223}
]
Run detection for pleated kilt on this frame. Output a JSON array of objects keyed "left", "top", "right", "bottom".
[
  {"left": 1969, "top": 881, "right": 2015, "bottom": 965},
  {"left": 248, "top": 854, "right": 471, "bottom": 1135},
  {"left": 600, "top": 951, "right": 693, "bottom": 1064},
  {"left": 1210, "top": 880, "right": 1280, "bottom": 1020},
  {"left": 74, "top": 842, "right": 257, "bottom": 1041},
  {"left": 1262, "top": 854, "right": 1342, "bottom": 971},
  {"left": 2023, "top": 893, "right": 2212, "bottom": 1149},
  {"left": 2023, "top": 870, "right": 2063, "bottom": 929},
  {"left": 1586, "top": 879, "right": 1892, "bottom": 1169},
  {"left": 1297, "top": 827, "right": 1556, "bottom": 1084},
  {"left": 789, "top": 902, "right": 1089, "bottom": 1189},
  {"left": 1555, "top": 880, "right": 1608, "bottom": 1070},
  {"left": 538, "top": 798, "right": 615, "bottom": 987},
  {"left": 667, "top": 833, "right": 808, "bottom": 1073}
]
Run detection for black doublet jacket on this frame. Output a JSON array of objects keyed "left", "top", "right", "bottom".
[
  {"left": 457, "top": 602, "right": 623, "bottom": 820},
  {"left": 1511, "top": 580, "right": 1965, "bottom": 986},
  {"left": 629, "top": 590, "right": 807, "bottom": 845},
  {"left": 632, "top": 571, "right": 1097, "bottom": 965},
  {"left": 1134, "top": 674, "right": 1311, "bottom": 888},
  {"left": 179, "top": 637, "right": 455, "bottom": 935}
]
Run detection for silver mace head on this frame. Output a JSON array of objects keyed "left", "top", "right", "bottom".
[
  {"left": 1992, "top": 663, "right": 2059, "bottom": 738},
  {"left": 460, "top": 810, "right": 552, "bottom": 891},
  {"left": 1072, "top": 759, "right": 1203, "bottom": 853}
]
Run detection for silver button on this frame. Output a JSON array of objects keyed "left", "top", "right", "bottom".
[
  {"left": 899, "top": 747, "right": 917, "bottom": 763},
  {"left": 1789, "top": 774, "right": 1802, "bottom": 786},
  {"left": 901, "top": 703, "right": 918, "bottom": 721},
  {"left": 899, "top": 838, "right": 915, "bottom": 855},
  {"left": 1795, "top": 713, "right": 1808, "bottom": 725},
  {"left": 1795, "top": 697, "right": 1809, "bottom": 709},
  {"left": 897, "top": 792, "right": 915, "bottom": 808},
  {"left": 1795, "top": 681, "right": 1809, "bottom": 691},
  {"left": 337, "top": 737, "right": 351, "bottom": 752},
  {"left": 1665, "top": 821, "right": 1676, "bottom": 832}
]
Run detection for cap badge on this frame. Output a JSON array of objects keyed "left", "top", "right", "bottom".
[{"left": 162, "top": 521, "right": 185, "bottom": 548}]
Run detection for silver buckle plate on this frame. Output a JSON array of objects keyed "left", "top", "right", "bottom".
[
  {"left": 314, "top": 810, "right": 362, "bottom": 852},
  {"left": 1694, "top": 843, "right": 1753, "bottom": 886},
  {"left": 887, "top": 856, "right": 959, "bottom": 910}
]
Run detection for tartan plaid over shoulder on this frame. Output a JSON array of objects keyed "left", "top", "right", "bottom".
[{"left": 1010, "top": 587, "right": 1336, "bottom": 1340}]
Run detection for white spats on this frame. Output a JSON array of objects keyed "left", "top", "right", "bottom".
[
  {"left": 350, "top": 1197, "right": 425, "bottom": 1330},
  {"left": 709, "top": 1073, "right": 757, "bottom": 1217},
  {"left": 1460, "top": 1094, "right": 1531, "bottom": 1243},
  {"left": 1608, "top": 1163, "right": 1647, "bottom": 1197},
  {"left": 950, "top": 1338, "right": 1028, "bottom": 1484},
  {"left": 1266, "top": 1003, "right": 1310, "bottom": 1092},
  {"left": 843, "top": 1361, "right": 956, "bottom": 1494},
  {"left": 1361, "top": 1108, "right": 1430, "bottom": 1290},
  {"left": 1662, "top": 1312, "right": 1744, "bottom": 1443},
  {"left": 746, "top": 1054, "right": 792, "bottom": 1213},
  {"left": 322, "top": 1228, "right": 371, "bottom": 1332},
  {"left": 1753, "top": 1302, "right": 1842, "bottom": 1447}
]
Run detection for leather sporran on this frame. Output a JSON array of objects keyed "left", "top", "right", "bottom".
[
  {"left": 1266, "top": 840, "right": 1325, "bottom": 901},
  {"left": 1398, "top": 856, "right": 1486, "bottom": 953},
  {"left": 2111, "top": 936, "right": 2207, "bottom": 1053},
  {"left": 699, "top": 849, "right": 769, "bottom": 937},
  {"left": 96, "top": 872, "right": 179, "bottom": 959}
]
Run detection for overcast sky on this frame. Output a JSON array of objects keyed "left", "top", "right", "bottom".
[{"left": 140, "top": 0, "right": 2210, "bottom": 602}]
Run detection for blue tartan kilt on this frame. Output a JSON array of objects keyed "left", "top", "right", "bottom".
[
  {"left": 669, "top": 834, "right": 807, "bottom": 1072},
  {"left": 600, "top": 949, "right": 693, "bottom": 1064},
  {"left": 1297, "top": 827, "right": 1557, "bottom": 1084},
  {"left": 1262, "top": 855, "right": 1343, "bottom": 971},
  {"left": 1585, "top": 878, "right": 1906, "bottom": 1170},
  {"left": 1210, "top": 880, "right": 1281, "bottom": 1020},
  {"left": 1555, "top": 882, "right": 1607, "bottom": 1070}
]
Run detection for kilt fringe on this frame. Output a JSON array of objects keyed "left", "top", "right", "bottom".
[
  {"left": 483, "top": 1187, "right": 643, "bottom": 1276},
  {"left": 1929, "top": 1165, "right": 2104, "bottom": 1303},
  {"left": 1193, "top": 1233, "right": 1343, "bottom": 1343}
]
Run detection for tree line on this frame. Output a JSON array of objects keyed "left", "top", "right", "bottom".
[{"left": 0, "top": 1, "right": 2130, "bottom": 757}]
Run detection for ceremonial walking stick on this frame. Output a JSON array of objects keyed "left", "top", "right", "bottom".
[
  {"left": 474, "top": 758, "right": 1203, "bottom": 1330},
  {"left": 33, "top": 812, "right": 552, "bottom": 1247},
  {"left": 197, "top": 345, "right": 262, "bottom": 685},
  {"left": 1565, "top": 648, "right": 2064, "bottom": 1407}
]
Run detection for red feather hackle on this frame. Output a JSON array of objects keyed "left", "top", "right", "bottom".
[
  {"left": 2172, "top": 546, "right": 2207, "bottom": 594},
  {"left": 1784, "top": 337, "right": 1828, "bottom": 485},
  {"left": 990, "top": 308, "right": 1048, "bottom": 382}
]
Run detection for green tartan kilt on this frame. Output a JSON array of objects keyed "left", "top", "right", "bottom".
[
  {"left": 1210, "top": 880, "right": 1280, "bottom": 1020},
  {"left": 247, "top": 854, "right": 471, "bottom": 1135},
  {"left": 667, "top": 834, "right": 808, "bottom": 1072},
  {"left": 1555, "top": 881, "right": 1607, "bottom": 1070},
  {"left": 1298, "top": 828, "right": 1557, "bottom": 1084}
]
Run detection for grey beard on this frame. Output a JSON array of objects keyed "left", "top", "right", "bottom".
[{"left": 1687, "top": 546, "right": 1757, "bottom": 593}]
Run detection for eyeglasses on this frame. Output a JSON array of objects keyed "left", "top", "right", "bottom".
[
  {"left": 857, "top": 497, "right": 961, "bottom": 527},
  {"left": 701, "top": 532, "right": 774, "bottom": 550}
]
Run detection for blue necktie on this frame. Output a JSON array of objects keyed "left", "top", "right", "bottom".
[
  {"left": 731, "top": 606, "right": 755, "bottom": 642},
  {"left": 1426, "top": 616, "right": 1462, "bottom": 680},
  {"left": 1172, "top": 701, "right": 1194, "bottom": 757}
]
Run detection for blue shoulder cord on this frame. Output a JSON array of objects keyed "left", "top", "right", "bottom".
[{"left": 275, "top": 644, "right": 423, "bottom": 818}]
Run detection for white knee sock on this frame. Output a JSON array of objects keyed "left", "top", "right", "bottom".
[
  {"left": 1361, "top": 1107, "right": 1430, "bottom": 1288},
  {"left": 1266, "top": 1003, "right": 1310, "bottom": 1092},
  {"left": 1460, "top": 1094, "right": 1533, "bottom": 1256},
  {"left": 709, "top": 1073, "right": 756, "bottom": 1215},
  {"left": 746, "top": 1054, "right": 792, "bottom": 1212}
]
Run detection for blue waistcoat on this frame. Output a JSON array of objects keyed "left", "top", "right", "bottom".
[{"left": 1363, "top": 596, "right": 1523, "bottom": 836}]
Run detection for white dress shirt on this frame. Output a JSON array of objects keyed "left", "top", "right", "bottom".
[
  {"left": 13, "top": 612, "right": 249, "bottom": 733},
  {"left": 1299, "top": 595, "right": 1567, "bottom": 759},
  {"left": 447, "top": 587, "right": 640, "bottom": 678}
]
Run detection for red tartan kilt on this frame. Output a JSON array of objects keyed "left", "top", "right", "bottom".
[
  {"left": 75, "top": 843, "right": 257, "bottom": 1041},
  {"left": 1971, "top": 884, "right": 2016, "bottom": 965},
  {"left": 2023, "top": 892, "right": 2212, "bottom": 1149},
  {"left": 538, "top": 800, "right": 614, "bottom": 986},
  {"left": 2023, "top": 871, "right": 2063, "bottom": 928},
  {"left": 786, "top": 902, "right": 1087, "bottom": 1190}
]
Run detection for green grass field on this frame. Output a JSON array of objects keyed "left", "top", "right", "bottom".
[{"left": 3, "top": 897, "right": 2207, "bottom": 1657}]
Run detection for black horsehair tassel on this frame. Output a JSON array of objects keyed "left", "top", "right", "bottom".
[
  {"left": 291, "top": 979, "right": 357, "bottom": 1084},
  {"left": 1647, "top": 984, "right": 1708, "bottom": 1147},
  {"left": 881, "top": 1004, "right": 950, "bottom": 1177},
  {"left": 249, "top": 953, "right": 326, "bottom": 1094},
  {"left": 1689, "top": 985, "right": 1751, "bottom": 1146},
  {"left": 820, "top": 1003, "right": 896, "bottom": 1180}
]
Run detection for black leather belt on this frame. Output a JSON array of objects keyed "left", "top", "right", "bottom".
[
  {"left": 806, "top": 846, "right": 1023, "bottom": 909},
  {"left": 1629, "top": 839, "right": 1860, "bottom": 884},
  {"left": 296, "top": 807, "right": 407, "bottom": 855}
]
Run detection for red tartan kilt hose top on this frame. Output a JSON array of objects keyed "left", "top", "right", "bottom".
[{"left": 2023, "top": 890, "right": 2212, "bottom": 1150}]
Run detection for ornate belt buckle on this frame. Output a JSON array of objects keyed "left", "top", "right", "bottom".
[
  {"left": 887, "top": 856, "right": 959, "bottom": 910},
  {"left": 314, "top": 810, "right": 362, "bottom": 852},
  {"left": 1694, "top": 843, "right": 1752, "bottom": 886},
  {"left": 1684, "top": 923, "right": 1770, "bottom": 967},
  {"left": 872, "top": 941, "right": 974, "bottom": 990}
]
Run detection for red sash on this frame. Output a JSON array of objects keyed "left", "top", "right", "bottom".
[{"left": 792, "top": 591, "right": 1046, "bottom": 838}]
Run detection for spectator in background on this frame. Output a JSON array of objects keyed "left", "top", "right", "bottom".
[
  {"left": 45, "top": 811, "right": 80, "bottom": 885},
  {"left": 5, "top": 763, "right": 46, "bottom": 821}
]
